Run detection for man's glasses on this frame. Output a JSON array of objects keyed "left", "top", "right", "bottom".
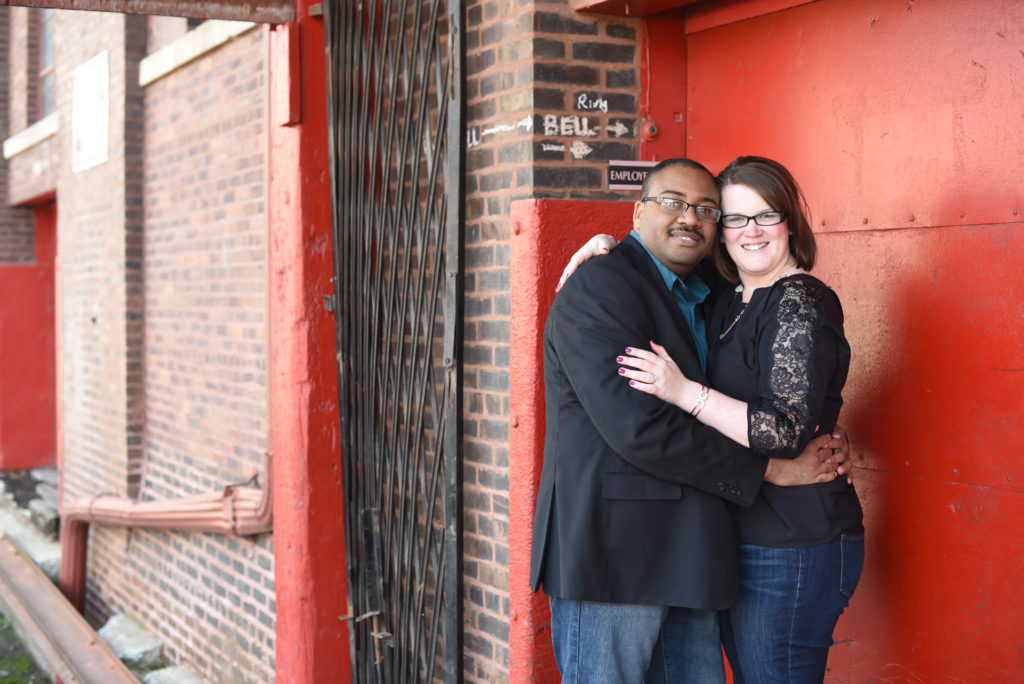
[
  {"left": 641, "top": 196, "right": 722, "bottom": 223},
  {"left": 720, "top": 211, "right": 786, "bottom": 229}
]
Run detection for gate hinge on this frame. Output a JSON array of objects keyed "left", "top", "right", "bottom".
[{"left": 323, "top": 294, "right": 337, "bottom": 313}]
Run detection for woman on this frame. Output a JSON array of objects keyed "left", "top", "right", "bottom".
[{"left": 568, "top": 156, "right": 863, "bottom": 682}]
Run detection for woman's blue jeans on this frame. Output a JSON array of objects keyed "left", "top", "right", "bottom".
[{"left": 720, "top": 533, "right": 865, "bottom": 684}]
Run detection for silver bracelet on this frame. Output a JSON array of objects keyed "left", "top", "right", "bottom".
[{"left": 691, "top": 385, "right": 709, "bottom": 417}]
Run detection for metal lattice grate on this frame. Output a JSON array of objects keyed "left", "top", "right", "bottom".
[{"left": 324, "top": 2, "right": 464, "bottom": 682}]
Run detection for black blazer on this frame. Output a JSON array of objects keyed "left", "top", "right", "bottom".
[{"left": 530, "top": 235, "right": 768, "bottom": 610}]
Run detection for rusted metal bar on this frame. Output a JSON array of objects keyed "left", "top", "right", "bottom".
[
  {"left": 0, "top": 536, "right": 137, "bottom": 684},
  {"left": 0, "top": 0, "right": 294, "bottom": 24},
  {"left": 58, "top": 454, "right": 273, "bottom": 610}
]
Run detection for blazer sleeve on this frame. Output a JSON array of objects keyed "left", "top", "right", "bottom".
[{"left": 548, "top": 258, "right": 767, "bottom": 507}]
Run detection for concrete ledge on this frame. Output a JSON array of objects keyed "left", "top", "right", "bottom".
[
  {"left": 140, "top": 20, "right": 258, "bottom": 87},
  {"left": 0, "top": 508, "right": 60, "bottom": 582},
  {"left": 2, "top": 113, "right": 59, "bottom": 160},
  {"left": 143, "top": 665, "right": 205, "bottom": 684},
  {"left": 99, "top": 614, "right": 163, "bottom": 674}
]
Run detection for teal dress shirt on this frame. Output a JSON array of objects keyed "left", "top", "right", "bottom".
[{"left": 629, "top": 229, "right": 710, "bottom": 371}]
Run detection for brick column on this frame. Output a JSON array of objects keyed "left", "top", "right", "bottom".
[{"left": 463, "top": 3, "right": 644, "bottom": 681}]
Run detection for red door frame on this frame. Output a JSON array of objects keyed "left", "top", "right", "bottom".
[{"left": 268, "top": 3, "right": 350, "bottom": 681}]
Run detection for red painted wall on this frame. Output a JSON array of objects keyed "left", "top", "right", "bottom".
[
  {"left": 509, "top": 199, "right": 635, "bottom": 682},
  {"left": 511, "top": 0, "right": 1023, "bottom": 680},
  {"left": 683, "top": 1, "right": 1024, "bottom": 679},
  {"left": 0, "top": 201, "right": 56, "bottom": 470}
]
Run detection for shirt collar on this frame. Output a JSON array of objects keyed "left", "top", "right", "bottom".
[{"left": 630, "top": 229, "right": 710, "bottom": 304}]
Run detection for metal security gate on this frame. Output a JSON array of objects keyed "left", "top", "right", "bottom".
[{"left": 324, "top": 2, "right": 464, "bottom": 682}]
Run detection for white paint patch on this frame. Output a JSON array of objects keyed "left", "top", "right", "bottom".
[
  {"left": 608, "top": 120, "right": 631, "bottom": 138},
  {"left": 482, "top": 123, "right": 515, "bottom": 137},
  {"left": 577, "top": 93, "right": 609, "bottom": 113},
  {"left": 570, "top": 141, "right": 593, "bottom": 160},
  {"left": 542, "top": 114, "right": 599, "bottom": 137}
]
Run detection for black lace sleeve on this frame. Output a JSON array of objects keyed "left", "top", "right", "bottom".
[{"left": 747, "top": 277, "right": 848, "bottom": 458}]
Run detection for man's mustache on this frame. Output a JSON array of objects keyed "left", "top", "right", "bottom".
[{"left": 669, "top": 228, "right": 704, "bottom": 242}]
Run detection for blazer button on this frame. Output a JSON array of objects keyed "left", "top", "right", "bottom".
[{"left": 717, "top": 482, "right": 727, "bottom": 491}]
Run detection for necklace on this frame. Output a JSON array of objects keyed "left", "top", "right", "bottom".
[
  {"left": 718, "top": 266, "right": 797, "bottom": 340},
  {"left": 718, "top": 285, "right": 747, "bottom": 340}
]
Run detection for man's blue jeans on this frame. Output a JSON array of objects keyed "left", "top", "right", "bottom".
[
  {"left": 720, "top": 533, "right": 865, "bottom": 684},
  {"left": 548, "top": 597, "right": 723, "bottom": 683},
  {"left": 645, "top": 607, "right": 725, "bottom": 684}
]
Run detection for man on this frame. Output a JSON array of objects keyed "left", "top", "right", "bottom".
[{"left": 530, "top": 159, "right": 847, "bottom": 682}]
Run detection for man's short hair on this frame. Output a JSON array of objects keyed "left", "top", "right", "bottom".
[{"left": 640, "top": 158, "right": 716, "bottom": 198}]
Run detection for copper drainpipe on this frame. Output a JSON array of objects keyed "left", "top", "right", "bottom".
[{"left": 58, "top": 455, "right": 273, "bottom": 610}]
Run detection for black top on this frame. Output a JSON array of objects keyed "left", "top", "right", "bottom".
[{"left": 708, "top": 274, "right": 864, "bottom": 547}]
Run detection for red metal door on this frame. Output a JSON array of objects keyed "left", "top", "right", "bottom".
[
  {"left": 0, "top": 200, "right": 56, "bottom": 470},
  {"left": 681, "top": 0, "right": 1024, "bottom": 680}
]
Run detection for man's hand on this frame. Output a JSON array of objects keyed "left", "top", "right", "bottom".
[
  {"left": 555, "top": 234, "right": 619, "bottom": 292},
  {"left": 764, "top": 432, "right": 847, "bottom": 486}
]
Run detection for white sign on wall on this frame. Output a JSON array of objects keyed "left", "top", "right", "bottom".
[{"left": 71, "top": 50, "right": 109, "bottom": 173}]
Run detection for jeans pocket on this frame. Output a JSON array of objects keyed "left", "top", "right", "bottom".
[{"left": 840, "top": 533, "right": 865, "bottom": 598}]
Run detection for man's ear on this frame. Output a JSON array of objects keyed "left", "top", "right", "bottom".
[{"left": 632, "top": 201, "right": 644, "bottom": 228}]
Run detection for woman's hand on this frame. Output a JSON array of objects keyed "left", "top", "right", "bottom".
[
  {"left": 827, "top": 424, "right": 856, "bottom": 485},
  {"left": 616, "top": 341, "right": 697, "bottom": 410},
  {"left": 623, "top": 342, "right": 753, "bottom": 447},
  {"left": 555, "top": 234, "right": 619, "bottom": 292}
]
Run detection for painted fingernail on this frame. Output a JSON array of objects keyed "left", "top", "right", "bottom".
[
  {"left": 624, "top": 347, "right": 632, "bottom": 353},
  {"left": 618, "top": 368, "right": 626, "bottom": 374},
  {"left": 629, "top": 380, "right": 635, "bottom": 386},
  {"left": 616, "top": 356, "right": 623, "bottom": 362}
]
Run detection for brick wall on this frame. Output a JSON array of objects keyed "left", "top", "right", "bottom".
[
  {"left": 6, "top": 7, "right": 37, "bottom": 133},
  {"left": 462, "top": 2, "right": 642, "bottom": 680},
  {"left": 136, "top": 24, "right": 273, "bottom": 683},
  {"left": 0, "top": 7, "right": 36, "bottom": 263},
  {"left": 4, "top": 7, "right": 57, "bottom": 210},
  {"left": 54, "top": 6, "right": 138, "bottom": 640},
  {"left": 147, "top": 16, "right": 191, "bottom": 54},
  {"left": 45, "top": 10, "right": 273, "bottom": 682}
]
